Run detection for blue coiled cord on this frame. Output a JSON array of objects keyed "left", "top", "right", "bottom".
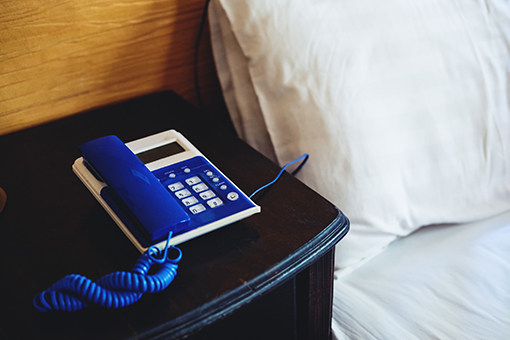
[{"left": 33, "top": 233, "right": 181, "bottom": 312}]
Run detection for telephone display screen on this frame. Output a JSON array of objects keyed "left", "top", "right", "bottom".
[{"left": 136, "top": 142, "right": 185, "bottom": 164}]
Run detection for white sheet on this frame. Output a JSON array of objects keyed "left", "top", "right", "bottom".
[{"left": 333, "top": 209, "right": 510, "bottom": 340}]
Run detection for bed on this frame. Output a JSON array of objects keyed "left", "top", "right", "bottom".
[{"left": 207, "top": 0, "right": 510, "bottom": 339}]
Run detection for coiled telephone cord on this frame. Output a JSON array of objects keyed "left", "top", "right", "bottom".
[{"left": 33, "top": 234, "right": 181, "bottom": 312}]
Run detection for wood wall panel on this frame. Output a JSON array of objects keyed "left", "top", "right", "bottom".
[{"left": 0, "top": 0, "right": 222, "bottom": 135}]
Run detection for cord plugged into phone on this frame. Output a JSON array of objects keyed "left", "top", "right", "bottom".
[{"left": 33, "top": 130, "right": 308, "bottom": 312}]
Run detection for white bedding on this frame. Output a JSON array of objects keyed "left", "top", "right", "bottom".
[
  {"left": 210, "top": 0, "right": 510, "bottom": 277},
  {"left": 333, "top": 210, "right": 510, "bottom": 339}
]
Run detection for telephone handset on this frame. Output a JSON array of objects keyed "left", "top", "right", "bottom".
[{"left": 73, "top": 129, "right": 260, "bottom": 252}]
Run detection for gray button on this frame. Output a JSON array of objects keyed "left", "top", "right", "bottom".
[
  {"left": 175, "top": 188, "right": 191, "bottom": 199},
  {"left": 182, "top": 196, "right": 199, "bottom": 206},
  {"left": 192, "top": 183, "right": 208, "bottom": 193},
  {"left": 200, "top": 190, "right": 216, "bottom": 200},
  {"left": 227, "top": 192, "right": 239, "bottom": 201},
  {"left": 185, "top": 176, "right": 202, "bottom": 186},
  {"left": 207, "top": 198, "right": 223, "bottom": 208},
  {"left": 189, "top": 204, "right": 206, "bottom": 214},
  {"left": 168, "top": 182, "right": 184, "bottom": 192}
]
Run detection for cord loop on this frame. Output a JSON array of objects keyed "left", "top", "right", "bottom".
[{"left": 33, "top": 241, "right": 181, "bottom": 312}]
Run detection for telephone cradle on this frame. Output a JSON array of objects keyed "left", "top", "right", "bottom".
[{"left": 73, "top": 129, "right": 261, "bottom": 252}]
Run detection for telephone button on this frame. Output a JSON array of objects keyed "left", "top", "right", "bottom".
[
  {"left": 207, "top": 198, "right": 223, "bottom": 208},
  {"left": 182, "top": 196, "right": 199, "bottom": 207},
  {"left": 200, "top": 190, "right": 216, "bottom": 200},
  {"left": 184, "top": 168, "right": 191, "bottom": 173},
  {"left": 189, "top": 204, "right": 206, "bottom": 215},
  {"left": 192, "top": 183, "right": 208, "bottom": 193},
  {"left": 185, "top": 176, "right": 202, "bottom": 186},
  {"left": 206, "top": 171, "right": 213, "bottom": 177},
  {"left": 227, "top": 192, "right": 239, "bottom": 201},
  {"left": 168, "top": 182, "right": 184, "bottom": 192},
  {"left": 175, "top": 189, "right": 191, "bottom": 199},
  {"left": 220, "top": 185, "right": 227, "bottom": 190}
]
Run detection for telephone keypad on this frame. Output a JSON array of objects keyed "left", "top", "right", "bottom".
[
  {"left": 165, "top": 174, "right": 225, "bottom": 215},
  {"left": 156, "top": 158, "right": 247, "bottom": 222}
]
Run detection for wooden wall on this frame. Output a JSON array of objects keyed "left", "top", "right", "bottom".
[{"left": 0, "top": 0, "right": 224, "bottom": 135}]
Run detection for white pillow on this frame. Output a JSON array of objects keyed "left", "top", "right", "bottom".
[{"left": 210, "top": 0, "right": 510, "bottom": 275}]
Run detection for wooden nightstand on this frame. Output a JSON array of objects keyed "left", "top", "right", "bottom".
[{"left": 0, "top": 91, "right": 348, "bottom": 340}]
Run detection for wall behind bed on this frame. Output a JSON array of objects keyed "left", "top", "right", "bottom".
[{"left": 0, "top": 0, "right": 223, "bottom": 136}]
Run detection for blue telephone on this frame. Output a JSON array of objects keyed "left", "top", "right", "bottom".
[
  {"left": 73, "top": 129, "right": 260, "bottom": 252},
  {"left": 33, "top": 130, "right": 261, "bottom": 312},
  {"left": 34, "top": 130, "right": 307, "bottom": 312}
]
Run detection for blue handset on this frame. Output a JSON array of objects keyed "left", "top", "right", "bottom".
[
  {"left": 79, "top": 136, "right": 190, "bottom": 242},
  {"left": 73, "top": 130, "right": 260, "bottom": 252}
]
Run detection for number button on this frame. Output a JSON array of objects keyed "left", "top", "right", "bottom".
[
  {"left": 185, "top": 176, "right": 202, "bottom": 186},
  {"left": 182, "top": 196, "right": 198, "bottom": 207},
  {"left": 175, "top": 189, "right": 191, "bottom": 199},
  {"left": 189, "top": 204, "right": 206, "bottom": 214},
  {"left": 192, "top": 183, "right": 208, "bottom": 193},
  {"left": 207, "top": 198, "right": 223, "bottom": 208},
  {"left": 168, "top": 182, "right": 184, "bottom": 192},
  {"left": 200, "top": 190, "right": 216, "bottom": 200},
  {"left": 227, "top": 192, "right": 239, "bottom": 201}
]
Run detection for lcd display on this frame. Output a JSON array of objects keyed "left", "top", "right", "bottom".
[{"left": 136, "top": 142, "right": 185, "bottom": 164}]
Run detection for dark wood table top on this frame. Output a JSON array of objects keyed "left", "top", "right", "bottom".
[{"left": 0, "top": 91, "right": 348, "bottom": 340}]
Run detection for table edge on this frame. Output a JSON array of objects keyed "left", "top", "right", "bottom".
[{"left": 139, "top": 208, "right": 350, "bottom": 340}]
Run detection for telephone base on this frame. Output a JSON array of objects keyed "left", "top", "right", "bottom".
[{"left": 73, "top": 157, "right": 260, "bottom": 253}]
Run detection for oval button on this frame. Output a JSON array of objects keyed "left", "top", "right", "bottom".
[{"left": 227, "top": 192, "right": 239, "bottom": 201}]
